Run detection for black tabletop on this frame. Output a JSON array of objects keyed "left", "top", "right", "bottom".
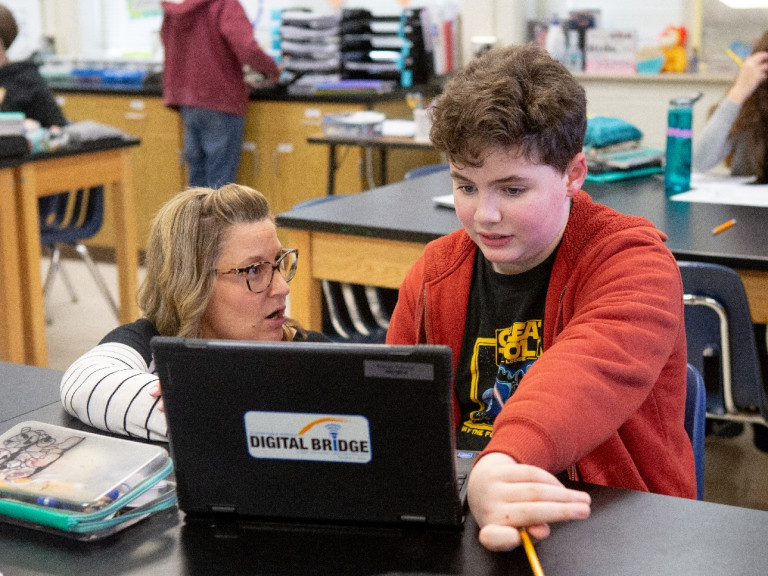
[
  {"left": 0, "top": 136, "right": 140, "bottom": 169},
  {"left": 277, "top": 172, "right": 768, "bottom": 271},
  {"left": 2, "top": 360, "right": 768, "bottom": 575},
  {"left": 277, "top": 172, "right": 460, "bottom": 243},
  {"left": 584, "top": 174, "right": 768, "bottom": 271},
  {"left": 0, "top": 362, "right": 62, "bottom": 423}
]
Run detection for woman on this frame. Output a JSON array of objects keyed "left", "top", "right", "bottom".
[
  {"left": 60, "top": 184, "right": 327, "bottom": 441},
  {"left": 692, "top": 30, "right": 768, "bottom": 452},
  {"left": 692, "top": 30, "right": 768, "bottom": 180}
]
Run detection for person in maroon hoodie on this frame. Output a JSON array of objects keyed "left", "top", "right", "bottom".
[
  {"left": 387, "top": 43, "right": 696, "bottom": 552},
  {"left": 161, "top": 0, "right": 279, "bottom": 188}
]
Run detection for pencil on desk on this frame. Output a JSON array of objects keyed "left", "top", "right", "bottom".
[
  {"left": 725, "top": 48, "right": 744, "bottom": 67},
  {"left": 519, "top": 528, "right": 546, "bottom": 576},
  {"left": 712, "top": 219, "right": 736, "bottom": 235}
]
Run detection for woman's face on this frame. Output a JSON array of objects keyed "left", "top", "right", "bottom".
[{"left": 200, "top": 219, "right": 291, "bottom": 342}]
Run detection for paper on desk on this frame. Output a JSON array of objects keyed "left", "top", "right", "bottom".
[
  {"left": 433, "top": 194, "right": 454, "bottom": 208},
  {"left": 670, "top": 173, "right": 768, "bottom": 207},
  {"left": 381, "top": 119, "right": 415, "bottom": 138}
]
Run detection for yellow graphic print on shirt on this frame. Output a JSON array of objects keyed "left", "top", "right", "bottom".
[{"left": 460, "top": 319, "right": 543, "bottom": 440}]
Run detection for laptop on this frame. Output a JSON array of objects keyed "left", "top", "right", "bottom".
[{"left": 151, "top": 337, "right": 478, "bottom": 528}]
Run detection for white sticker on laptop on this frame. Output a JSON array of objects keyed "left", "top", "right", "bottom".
[{"left": 244, "top": 411, "right": 372, "bottom": 464}]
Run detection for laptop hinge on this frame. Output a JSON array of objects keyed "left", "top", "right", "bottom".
[{"left": 399, "top": 514, "right": 427, "bottom": 523}]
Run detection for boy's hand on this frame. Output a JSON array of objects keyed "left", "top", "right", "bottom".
[{"left": 467, "top": 452, "right": 592, "bottom": 552}]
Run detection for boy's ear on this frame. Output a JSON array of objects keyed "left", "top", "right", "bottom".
[{"left": 565, "top": 152, "right": 588, "bottom": 197}]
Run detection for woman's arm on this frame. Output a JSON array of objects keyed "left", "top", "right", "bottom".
[
  {"left": 692, "top": 99, "right": 740, "bottom": 172},
  {"left": 59, "top": 321, "right": 168, "bottom": 441},
  {"left": 693, "top": 51, "right": 768, "bottom": 172}
]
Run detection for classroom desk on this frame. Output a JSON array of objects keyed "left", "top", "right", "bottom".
[
  {"left": 0, "top": 140, "right": 140, "bottom": 367},
  {"left": 276, "top": 171, "right": 768, "bottom": 332},
  {"left": 2, "top": 359, "right": 768, "bottom": 576},
  {"left": 0, "top": 164, "right": 24, "bottom": 364},
  {"left": 307, "top": 133, "right": 436, "bottom": 195}
]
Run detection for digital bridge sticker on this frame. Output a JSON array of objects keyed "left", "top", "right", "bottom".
[{"left": 244, "top": 411, "right": 372, "bottom": 463}]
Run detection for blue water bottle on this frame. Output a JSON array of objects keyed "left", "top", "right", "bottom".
[{"left": 665, "top": 93, "right": 703, "bottom": 195}]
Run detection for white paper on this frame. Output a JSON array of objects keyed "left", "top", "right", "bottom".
[
  {"left": 381, "top": 120, "right": 415, "bottom": 138},
  {"left": 670, "top": 173, "right": 768, "bottom": 208},
  {"left": 432, "top": 194, "right": 455, "bottom": 208}
]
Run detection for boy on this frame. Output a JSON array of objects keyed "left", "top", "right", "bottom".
[
  {"left": 386, "top": 44, "right": 696, "bottom": 551},
  {"left": 0, "top": 4, "right": 68, "bottom": 128}
]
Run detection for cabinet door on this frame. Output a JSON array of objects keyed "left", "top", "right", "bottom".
[
  {"left": 55, "top": 93, "right": 185, "bottom": 250},
  {"left": 239, "top": 101, "right": 367, "bottom": 218}
]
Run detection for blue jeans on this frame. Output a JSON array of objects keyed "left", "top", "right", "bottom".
[{"left": 180, "top": 106, "right": 244, "bottom": 188}]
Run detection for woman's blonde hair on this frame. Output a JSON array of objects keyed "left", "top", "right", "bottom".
[{"left": 138, "top": 184, "right": 271, "bottom": 337}]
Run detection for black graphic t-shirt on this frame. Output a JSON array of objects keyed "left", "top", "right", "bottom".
[{"left": 455, "top": 249, "right": 557, "bottom": 450}]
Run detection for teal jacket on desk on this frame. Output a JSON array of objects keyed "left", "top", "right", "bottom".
[{"left": 387, "top": 191, "right": 697, "bottom": 499}]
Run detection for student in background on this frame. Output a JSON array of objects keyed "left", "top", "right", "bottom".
[
  {"left": 161, "top": 0, "right": 280, "bottom": 188},
  {"left": 0, "top": 3, "right": 67, "bottom": 128},
  {"left": 386, "top": 43, "right": 696, "bottom": 552},
  {"left": 693, "top": 29, "right": 768, "bottom": 180},
  {"left": 60, "top": 184, "right": 328, "bottom": 442},
  {"left": 693, "top": 29, "right": 768, "bottom": 451}
]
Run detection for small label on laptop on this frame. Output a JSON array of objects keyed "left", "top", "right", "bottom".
[
  {"left": 244, "top": 411, "right": 372, "bottom": 464},
  {"left": 364, "top": 360, "right": 434, "bottom": 381}
]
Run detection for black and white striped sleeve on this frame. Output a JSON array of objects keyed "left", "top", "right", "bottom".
[{"left": 59, "top": 320, "right": 168, "bottom": 442}]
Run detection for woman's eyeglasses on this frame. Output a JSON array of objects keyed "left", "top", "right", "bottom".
[{"left": 215, "top": 248, "right": 298, "bottom": 293}]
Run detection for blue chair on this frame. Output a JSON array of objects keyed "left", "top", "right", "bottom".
[
  {"left": 685, "top": 363, "right": 707, "bottom": 500},
  {"left": 404, "top": 163, "right": 450, "bottom": 180},
  {"left": 40, "top": 186, "right": 119, "bottom": 322},
  {"left": 678, "top": 261, "right": 768, "bottom": 428}
]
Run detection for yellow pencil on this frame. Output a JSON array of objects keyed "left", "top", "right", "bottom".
[
  {"left": 519, "top": 528, "right": 546, "bottom": 576},
  {"left": 712, "top": 218, "right": 736, "bottom": 235},
  {"left": 725, "top": 48, "right": 743, "bottom": 67}
]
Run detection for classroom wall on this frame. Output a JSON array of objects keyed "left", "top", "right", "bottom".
[
  {"left": 40, "top": 0, "right": 460, "bottom": 61},
  {"left": 35, "top": 0, "right": 767, "bottom": 71},
  {"left": 1, "top": 0, "right": 42, "bottom": 60}
]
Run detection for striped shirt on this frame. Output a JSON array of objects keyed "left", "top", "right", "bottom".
[{"left": 60, "top": 319, "right": 330, "bottom": 442}]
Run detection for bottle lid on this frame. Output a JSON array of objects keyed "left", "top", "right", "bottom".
[{"left": 669, "top": 92, "right": 704, "bottom": 107}]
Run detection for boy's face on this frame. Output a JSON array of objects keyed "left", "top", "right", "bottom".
[{"left": 451, "top": 147, "right": 587, "bottom": 275}]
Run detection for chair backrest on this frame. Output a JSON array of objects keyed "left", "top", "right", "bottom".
[
  {"left": 685, "top": 363, "right": 707, "bottom": 500},
  {"left": 404, "top": 163, "right": 449, "bottom": 180},
  {"left": 39, "top": 186, "right": 105, "bottom": 245},
  {"left": 678, "top": 261, "right": 767, "bottom": 421}
]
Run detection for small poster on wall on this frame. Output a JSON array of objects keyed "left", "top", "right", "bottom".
[{"left": 585, "top": 29, "right": 638, "bottom": 75}]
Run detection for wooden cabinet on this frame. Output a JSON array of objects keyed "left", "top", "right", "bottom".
[
  {"left": 53, "top": 92, "right": 441, "bottom": 252},
  {"left": 238, "top": 99, "right": 442, "bottom": 246},
  {"left": 55, "top": 93, "right": 185, "bottom": 251},
  {"left": 238, "top": 100, "right": 365, "bottom": 211}
]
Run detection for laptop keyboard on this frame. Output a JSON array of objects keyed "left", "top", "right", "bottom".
[{"left": 455, "top": 450, "right": 480, "bottom": 503}]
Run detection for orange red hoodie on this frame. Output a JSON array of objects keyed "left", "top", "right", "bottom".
[{"left": 387, "top": 191, "right": 697, "bottom": 498}]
